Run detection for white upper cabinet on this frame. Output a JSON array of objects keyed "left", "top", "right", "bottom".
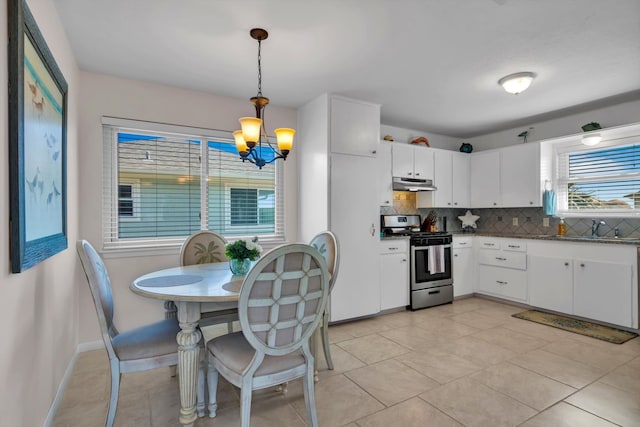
[
  {"left": 470, "top": 150, "right": 501, "bottom": 208},
  {"left": 417, "top": 149, "right": 469, "bottom": 208},
  {"left": 377, "top": 141, "right": 393, "bottom": 206},
  {"left": 392, "top": 144, "right": 434, "bottom": 180},
  {"left": 330, "top": 96, "right": 380, "bottom": 157},
  {"left": 501, "top": 143, "right": 541, "bottom": 207},
  {"left": 469, "top": 143, "right": 540, "bottom": 208}
]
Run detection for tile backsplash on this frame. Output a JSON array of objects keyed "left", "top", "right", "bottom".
[{"left": 380, "top": 192, "right": 640, "bottom": 238}]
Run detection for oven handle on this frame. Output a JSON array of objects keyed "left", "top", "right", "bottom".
[{"left": 411, "top": 244, "right": 452, "bottom": 250}]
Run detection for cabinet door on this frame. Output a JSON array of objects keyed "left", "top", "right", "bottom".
[
  {"left": 452, "top": 153, "right": 470, "bottom": 208},
  {"left": 433, "top": 149, "right": 452, "bottom": 207},
  {"left": 501, "top": 143, "right": 541, "bottom": 207},
  {"left": 392, "top": 143, "right": 415, "bottom": 178},
  {"left": 477, "top": 264, "right": 527, "bottom": 301},
  {"left": 330, "top": 96, "right": 380, "bottom": 157},
  {"left": 377, "top": 142, "right": 393, "bottom": 206},
  {"left": 573, "top": 259, "right": 633, "bottom": 327},
  {"left": 470, "top": 151, "right": 500, "bottom": 208},
  {"left": 330, "top": 154, "right": 380, "bottom": 321},
  {"left": 528, "top": 255, "right": 573, "bottom": 314},
  {"left": 453, "top": 247, "right": 473, "bottom": 296},
  {"left": 413, "top": 147, "right": 434, "bottom": 180},
  {"left": 380, "top": 252, "right": 409, "bottom": 310}
]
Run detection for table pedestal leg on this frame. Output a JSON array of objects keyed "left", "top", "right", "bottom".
[{"left": 176, "top": 302, "right": 202, "bottom": 427}]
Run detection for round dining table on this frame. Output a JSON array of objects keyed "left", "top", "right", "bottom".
[{"left": 131, "top": 261, "right": 243, "bottom": 426}]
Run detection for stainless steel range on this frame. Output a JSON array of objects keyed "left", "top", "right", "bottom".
[{"left": 381, "top": 215, "right": 454, "bottom": 310}]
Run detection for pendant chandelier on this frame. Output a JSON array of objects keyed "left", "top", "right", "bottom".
[{"left": 233, "top": 28, "right": 295, "bottom": 169}]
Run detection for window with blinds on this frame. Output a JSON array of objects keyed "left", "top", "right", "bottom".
[
  {"left": 556, "top": 141, "right": 640, "bottom": 214},
  {"left": 102, "top": 117, "right": 285, "bottom": 252}
]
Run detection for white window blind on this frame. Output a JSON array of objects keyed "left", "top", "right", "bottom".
[
  {"left": 556, "top": 135, "right": 640, "bottom": 214},
  {"left": 102, "top": 117, "right": 285, "bottom": 253}
]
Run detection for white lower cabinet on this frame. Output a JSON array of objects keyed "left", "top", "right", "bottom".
[
  {"left": 528, "top": 255, "right": 573, "bottom": 314},
  {"left": 475, "top": 237, "right": 527, "bottom": 302},
  {"left": 573, "top": 259, "right": 633, "bottom": 327},
  {"left": 379, "top": 240, "right": 409, "bottom": 310},
  {"left": 453, "top": 236, "right": 473, "bottom": 296},
  {"left": 527, "top": 240, "right": 637, "bottom": 328}
]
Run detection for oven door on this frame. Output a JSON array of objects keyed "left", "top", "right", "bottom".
[{"left": 411, "top": 244, "right": 453, "bottom": 290}]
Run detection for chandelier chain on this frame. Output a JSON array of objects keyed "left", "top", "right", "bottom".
[{"left": 257, "top": 39, "right": 263, "bottom": 98}]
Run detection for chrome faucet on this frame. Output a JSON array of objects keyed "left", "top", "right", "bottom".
[{"left": 592, "top": 219, "right": 606, "bottom": 237}]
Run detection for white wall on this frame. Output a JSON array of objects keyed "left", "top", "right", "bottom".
[
  {"left": 465, "top": 98, "right": 640, "bottom": 151},
  {"left": 380, "top": 124, "right": 460, "bottom": 150},
  {"left": 77, "top": 71, "right": 298, "bottom": 342},
  {"left": 0, "top": 0, "right": 80, "bottom": 425}
]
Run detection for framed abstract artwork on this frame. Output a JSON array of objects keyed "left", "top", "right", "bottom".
[{"left": 8, "top": 0, "right": 68, "bottom": 273}]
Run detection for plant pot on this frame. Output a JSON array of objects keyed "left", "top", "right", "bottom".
[{"left": 229, "top": 258, "right": 251, "bottom": 275}]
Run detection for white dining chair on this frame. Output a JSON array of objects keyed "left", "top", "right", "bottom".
[
  {"left": 206, "top": 243, "right": 330, "bottom": 426},
  {"left": 165, "top": 230, "right": 238, "bottom": 332},
  {"left": 310, "top": 231, "right": 340, "bottom": 370},
  {"left": 76, "top": 240, "right": 207, "bottom": 426}
]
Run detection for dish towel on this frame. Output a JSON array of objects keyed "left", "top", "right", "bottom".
[
  {"left": 428, "top": 245, "right": 445, "bottom": 274},
  {"left": 543, "top": 189, "right": 557, "bottom": 216}
]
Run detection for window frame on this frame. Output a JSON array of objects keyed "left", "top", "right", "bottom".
[
  {"left": 101, "top": 117, "right": 286, "bottom": 256},
  {"left": 553, "top": 133, "right": 640, "bottom": 218}
]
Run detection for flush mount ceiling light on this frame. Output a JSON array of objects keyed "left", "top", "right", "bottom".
[
  {"left": 582, "top": 133, "right": 602, "bottom": 146},
  {"left": 233, "top": 28, "right": 295, "bottom": 169},
  {"left": 498, "top": 72, "right": 536, "bottom": 94}
]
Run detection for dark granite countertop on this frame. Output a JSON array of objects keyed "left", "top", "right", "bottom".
[{"left": 452, "top": 231, "right": 640, "bottom": 245}]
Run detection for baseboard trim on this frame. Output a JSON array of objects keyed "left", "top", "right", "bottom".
[
  {"left": 42, "top": 340, "right": 105, "bottom": 426},
  {"left": 77, "top": 340, "right": 104, "bottom": 352},
  {"left": 42, "top": 348, "right": 79, "bottom": 427}
]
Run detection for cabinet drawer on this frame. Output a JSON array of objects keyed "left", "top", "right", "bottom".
[
  {"left": 477, "top": 265, "right": 527, "bottom": 301},
  {"left": 477, "top": 238, "right": 501, "bottom": 250},
  {"left": 503, "top": 239, "right": 526, "bottom": 252},
  {"left": 478, "top": 250, "right": 526, "bottom": 270},
  {"left": 453, "top": 236, "right": 473, "bottom": 249},
  {"left": 380, "top": 239, "right": 408, "bottom": 254}
]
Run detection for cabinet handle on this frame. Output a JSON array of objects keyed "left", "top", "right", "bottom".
[
  {"left": 496, "top": 257, "right": 507, "bottom": 261},
  {"left": 372, "top": 150, "right": 377, "bottom": 154},
  {"left": 485, "top": 243, "right": 495, "bottom": 247},
  {"left": 493, "top": 202, "right": 497, "bottom": 206},
  {"left": 408, "top": 172, "right": 412, "bottom": 175},
  {"left": 416, "top": 172, "right": 421, "bottom": 176},
  {"left": 496, "top": 280, "right": 508, "bottom": 285},
  {"left": 459, "top": 242, "right": 467, "bottom": 246},
  {"left": 389, "top": 247, "right": 398, "bottom": 250},
  {"left": 454, "top": 202, "right": 458, "bottom": 206},
  {"left": 448, "top": 202, "right": 451, "bottom": 206},
  {"left": 580, "top": 263, "right": 585, "bottom": 267},
  {"left": 384, "top": 200, "right": 390, "bottom": 204},
  {"left": 454, "top": 254, "right": 458, "bottom": 257},
  {"left": 508, "top": 245, "right": 520, "bottom": 248},
  {"left": 564, "top": 262, "right": 569, "bottom": 266},
  {"left": 370, "top": 223, "right": 375, "bottom": 237},
  {"left": 402, "top": 259, "right": 407, "bottom": 262},
  {"left": 530, "top": 201, "right": 533, "bottom": 205}
]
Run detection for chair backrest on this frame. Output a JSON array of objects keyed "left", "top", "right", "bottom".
[
  {"left": 180, "top": 230, "right": 228, "bottom": 266},
  {"left": 309, "top": 231, "right": 340, "bottom": 292},
  {"left": 239, "top": 244, "right": 330, "bottom": 357},
  {"left": 76, "top": 240, "right": 118, "bottom": 359}
]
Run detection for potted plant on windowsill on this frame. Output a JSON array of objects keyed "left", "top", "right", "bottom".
[{"left": 225, "top": 237, "right": 262, "bottom": 275}]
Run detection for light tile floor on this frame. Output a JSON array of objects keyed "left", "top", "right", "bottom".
[{"left": 53, "top": 297, "right": 640, "bottom": 426}]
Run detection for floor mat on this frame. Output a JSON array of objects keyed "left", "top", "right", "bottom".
[{"left": 512, "top": 310, "right": 638, "bottom": 344}]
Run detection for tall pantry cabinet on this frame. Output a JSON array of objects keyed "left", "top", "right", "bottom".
[{"left": 297, "top": 94, "right": 381, "bottom": 322}]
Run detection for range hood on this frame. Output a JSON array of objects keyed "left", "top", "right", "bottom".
[{"left": 392, "top": 176, "right": 437, "bottom": 192}]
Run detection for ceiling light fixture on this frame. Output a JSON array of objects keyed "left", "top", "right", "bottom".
[
  {"left": 498, "top": 71, "right": 536, "bottom": 94},
  {"left": 233, "top": 28, "right": 294, "bottom": 169},
  {"left": 582, "top": 133, "right": 602, "bottom": 146}
]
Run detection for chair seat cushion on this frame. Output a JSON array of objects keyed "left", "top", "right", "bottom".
[
  {"left": 207, "top": 332, "right": 305, "bottom": 376},
  {"left": 112, "top": 318, "right": 181, "bottom": 361}
]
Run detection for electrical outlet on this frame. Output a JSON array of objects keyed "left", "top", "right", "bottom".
[
  {"left": 543, "top": 217, "right": 550, "bottom": 227},
  {"left": 512, "top": 217, "right": 519, "bottom": 226}
]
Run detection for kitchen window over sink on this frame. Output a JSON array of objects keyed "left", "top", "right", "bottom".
[
  {"left": 555, "top": 133, "right": 640, "bottom": 216},
  {"left": 102, "top": 117, "right": 285, "bottom": 253}
]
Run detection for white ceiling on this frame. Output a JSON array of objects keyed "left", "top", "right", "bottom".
[{"left": 53, "top": 0, "right": 640, "bottom": 138}]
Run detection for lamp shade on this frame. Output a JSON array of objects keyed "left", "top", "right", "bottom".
[
  {"left": 582, "top": 133, "right": 602, "bottom": 146},
  {"left": 239, "top": 117, "right": 262, "bottom": 144},
  {"left": 233, "top": 130, "right": 249, "bottom": 153},
  {"left": 274, "top": 128, "right": 295, "bottom": 152},
  {"left": 498, "top": 72, "right": 535, "bottom": 94}
]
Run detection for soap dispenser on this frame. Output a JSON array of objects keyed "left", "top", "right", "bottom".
[{"left": 557, "top": 218, "right": 566, "bottom": 236}]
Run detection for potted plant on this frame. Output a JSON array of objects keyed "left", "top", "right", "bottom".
[{"left": 225, "top": 237, "right": 262, "bottom": 275}]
